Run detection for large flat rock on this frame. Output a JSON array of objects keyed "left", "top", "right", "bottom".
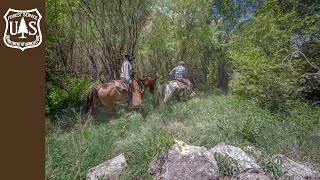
[
  {"left": 86, "top": 154, "right": 127, "bottom": 180},
  {"left": 210, "top": 143, "right": 262, "bottom": 173}
]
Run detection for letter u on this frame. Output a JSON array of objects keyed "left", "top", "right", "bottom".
[{"left": 9, "top": 21, "right": 18, "bottom": 35}]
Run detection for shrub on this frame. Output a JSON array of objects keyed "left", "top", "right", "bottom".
[
  {"left": 46, "top": 75, "right": 94, "bottom": 116},
  {"left": 214, "top": 153, "right": 240, "bottom": 177},
  {"left": 258, "top": 154, "right": 286, "bottom": 179}
]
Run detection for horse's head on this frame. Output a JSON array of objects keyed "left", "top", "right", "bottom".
[
  {"left": 186, "top": 82, "right": 196, "bottom": 97},
  {"left": 139, "top": 76, "right": 157, "bottom": 94},
  {"left": 188, "top": 90, "right": 196, "bottom": 97},
  {"left": 132, "top": 81, "right": 143, "bottom": 108}
]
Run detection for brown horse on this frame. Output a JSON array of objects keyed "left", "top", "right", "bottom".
[{"left": 84, "top": 76, "right": 156, "bottom": 127}]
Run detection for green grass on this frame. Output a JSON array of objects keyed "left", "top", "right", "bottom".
[{"left": 45, "top": 94, "right": 320, "bottom": 179}]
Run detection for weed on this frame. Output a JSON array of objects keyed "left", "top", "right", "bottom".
[{"left": 214, "top": 153, "right": 240, "bottom": 177}]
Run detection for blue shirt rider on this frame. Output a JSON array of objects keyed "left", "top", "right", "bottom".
[
  {"left": 169, "top": 61, "right": 186, "bottom": 79},
  {"left": 169, "top": 61, "right": 191, "bottom": 91}
]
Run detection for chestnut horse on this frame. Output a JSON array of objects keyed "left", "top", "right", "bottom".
[
  {"left": 157, "top": 79, "right": 195, "bottom": 106},
  {"left": 84, "top": 76, "right": 156, "bottom": 127}
]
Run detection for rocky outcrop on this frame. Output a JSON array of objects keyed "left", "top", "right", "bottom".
[
  {"left": 86, "top": 141, "right": 320, "bottom": 180},
  {"left": 148, "top": 141, "right": 320, "bottom": 180},
  {"left": 235, "top": 172, "right": 271, "bottom": 180},
  {"left": 86, "top": 154, "right": 127, "bottom": 180},
  {"left": 274, "top": 154, "right": 320, "bottom": 180},
  {"left": 149, "top": 140, "right": 219, "bottom": 180},
  {"left": 210, "top": 143, "right": 262, "bottom": 173},
  {"left": 243, "top": 145, "right": 262, "bottom": 159}
]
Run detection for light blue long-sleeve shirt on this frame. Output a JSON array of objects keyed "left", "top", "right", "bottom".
[{"left": 120, "top": 60, "right": 132, "bottom": 83}]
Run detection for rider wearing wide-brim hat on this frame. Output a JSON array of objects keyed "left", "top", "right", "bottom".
[
  {"left": 120, "top": 53, "right": 135, "bottom": 102},
  {"left": 169, "top": 61, "right": 192, "bottom": 92},
  {"left": 121, "top": 53, "right": 135, "bottom": 83}
]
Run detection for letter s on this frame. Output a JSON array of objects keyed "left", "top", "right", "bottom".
[{"left": 28, "top": 21, "right": 37, "bottom": 35}]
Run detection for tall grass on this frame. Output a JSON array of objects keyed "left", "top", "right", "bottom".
[{"left": 46, "top": 94, "right": 320, "bottom": 179}]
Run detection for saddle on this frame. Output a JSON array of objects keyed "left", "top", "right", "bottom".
[
  {"left": 114, "top": 79, "right": 144, "bottom": 94},
  {"left": 113, "top": 80, "right": 130, "bottom": 93},
  {"left": 173, "top": 78, "right": 191, "bottom": 91}
]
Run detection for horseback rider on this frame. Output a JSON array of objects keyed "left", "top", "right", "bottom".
[
  {"left": 169, "top": 61, "right": 192, "bottom": 92},
  {"left": 120, "top": 53, "right": 135, "bottom": 103}
]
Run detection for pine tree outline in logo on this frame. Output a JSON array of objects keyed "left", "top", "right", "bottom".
[
  {"left": 3, "top": 8, "right": 42, "bottom": 51},
  {"left": 18, "top": 17, "right": 28, "bottom": 39}
]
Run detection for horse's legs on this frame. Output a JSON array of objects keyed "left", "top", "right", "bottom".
[
  {"left": 84, "top": 105, "right": 97, "bottom": 128},
  {"left": 105, "top": 103, "right": 114, "bottom": 119},
  {"left": 163, "top": 85, "right": 174, "bottom": 103},
  {"left": 126, "top": 101, "right": 130, "bottom": 111},
  {"left": 158, "top": 95, "right": 165, "bottom": 107},
  {"left": 139, "top": 106, "right": 148, "bottom": 118}
]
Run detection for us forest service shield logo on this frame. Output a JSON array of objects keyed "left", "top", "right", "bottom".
[{"left": 3, "top": 8, "right": 42, "bottom": 51}]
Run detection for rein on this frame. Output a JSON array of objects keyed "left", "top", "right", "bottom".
[{"left": 137, "top": 80, "right": 146, "bottom": 93}]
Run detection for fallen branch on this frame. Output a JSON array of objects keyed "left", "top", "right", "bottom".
[
  {"left": 301, "top": 72, "right": 320, "bottom": 80},
  {"left": 282, "top": 51, "right": 320, "bottom": 71},
  {"left": 312, "top": 101, "right": 320, "bottom": 106}
]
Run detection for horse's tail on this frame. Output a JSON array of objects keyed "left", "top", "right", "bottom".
[
  {"left": 85, "top": 87, "right": 98, "bottom": 114},
  {"left": 157, "top": 83, "right": 166, "bottom": 106}
]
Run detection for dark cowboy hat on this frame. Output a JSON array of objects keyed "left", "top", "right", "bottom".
[{"left": 125, "top": 53, "right": 135, "bottom": 58}]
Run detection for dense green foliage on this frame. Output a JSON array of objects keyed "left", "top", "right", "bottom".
[
  {"left": 45, "top": 0, "right": 320, "bottom": 179},
  {"left": 46, "top": 76, "right": 93, "bottom": 115},
  {"left": 228, "top": 0, "right": 320, "bottom": 109},
  {"left": 46, "top": 95, "right": 320, "bottom": 179},
  {"left": 46, "top": 0, "right": 319, "bottom": 118}
]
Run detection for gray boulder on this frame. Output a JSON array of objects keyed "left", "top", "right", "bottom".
[
  {"left": 242, "top": 145, "right": 262, "bottom": 159},
  {"left": 210, "top": 143, "right": 262, "bottom": 173},
  {"left": 86, "top": 154, "right": 127, "bottom": 180},
  {"left": 235, "top": 172, "right": 271, "bottom": 180},
  {"left": 149, "top": 140, "right": 219, "bottom": 180},
  {"left": 274, "top": 154, "right": 320, "bottom": 180}
]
